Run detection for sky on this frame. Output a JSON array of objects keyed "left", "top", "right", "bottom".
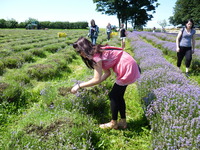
[{"left": 0, "top": 0, "right": 177, "bottom": 28}]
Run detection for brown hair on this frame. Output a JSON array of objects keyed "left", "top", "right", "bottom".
[
  {"left": 73, "top": 37, "right": 106, "bottom": 69},
  {"left": 91, "top": 19, "right": 96, "bottom": 26}
]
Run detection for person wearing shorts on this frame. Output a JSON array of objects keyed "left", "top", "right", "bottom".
[{"left": 119, "top": 23, "right": 126, "bottom": 49}]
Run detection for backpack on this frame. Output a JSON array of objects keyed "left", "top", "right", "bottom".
[{"left": 179, "top": 27, "right": 184, "bottom": 43}]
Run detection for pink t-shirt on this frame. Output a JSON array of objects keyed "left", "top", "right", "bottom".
[{"left": 93, "top": 47, "right": 140, "bottom": 86}]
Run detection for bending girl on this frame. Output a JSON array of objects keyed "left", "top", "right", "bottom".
[{"left": 71, "top": 37, "right": 140, "bottom": 129}]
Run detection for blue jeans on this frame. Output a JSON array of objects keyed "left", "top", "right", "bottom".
[
  {"left": 91, "top": 37, "right": 97, "bottom": 45},
  {"left": 107, "top": 32, "right": 111, "bottom": 40}
]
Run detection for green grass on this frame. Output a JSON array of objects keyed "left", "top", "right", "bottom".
[{"left": 0, "top": 29, "right": 151, "bottom": 149}]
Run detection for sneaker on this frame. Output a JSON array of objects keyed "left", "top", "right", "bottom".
[
  {"left": 99, "top": 120, "right": 118, "bottom": 129},
  {"left": 118, "top": 119, "right": 127, "bottom": 129}
]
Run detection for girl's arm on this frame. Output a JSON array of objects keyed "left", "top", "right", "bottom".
[
  {"left": 192, "top": 34, "right": 195, "bottom": 54},
  {"left": 176, "top": 31, "right": 182, "bottom": 52},
  {"left": 101, "top": 69, "right": 111, "bottom": 82},
  {"left": 71, "top": 61, "right": 110, "bottom": 93}
]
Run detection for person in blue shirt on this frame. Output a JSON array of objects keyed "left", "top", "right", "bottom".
[
  {"left": 106, "top": 23, "right": 112, "bottom": 41},
  {"left": 176, "top": 19, "right": 196, "bottom": 76},
  {"left": 88, "top": 19, "right": 99, "bottom": 45}
]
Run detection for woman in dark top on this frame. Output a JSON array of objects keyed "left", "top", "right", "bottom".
[{"left": 119, "top": 23, "right": 126, "bottom": 49}]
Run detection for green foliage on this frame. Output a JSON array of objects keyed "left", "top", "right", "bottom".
[
  {"left": 0, "top": 60, "right": 5, "bottom": 75},
  {"left": 170, "top": 0, "right": 200, "bottom": 25},
  {"left": 3, "top": 55, "right": 25, "bottom": 68},
  {"left": 30, "top": 48, "right": 47, "bottom": 57},
  {"left": 42, "top": 44, "right": 61, "bottom": 53},
  {"left": 0, "top": 17, "right": 88, "bottom": 29},
  {"left": 93, "top": 0, "right": 159, "bottom": 28},
  {"left": 0, "top": 29, "right": 151, "bottom": 150},
  {"left": 27, "top": 63, "right": 58, "bottom": 80},
  {"left": 191, "top": 57, "right": 200, "bottom": 75},
  {"left": 19, "top": 51, "right": 35, "bottom": 62},
  {"left": 3, "top": 69, "right": 31, "bottom": 85}
]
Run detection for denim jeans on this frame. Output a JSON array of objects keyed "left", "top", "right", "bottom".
[{"left": 91, "top": 37, "right": 97, "bottom": 45}]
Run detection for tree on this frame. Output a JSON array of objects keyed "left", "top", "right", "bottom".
[
  {"left": 157, "top": 19, "right": 167, "bottom": 28},
  {"left": 25, "top": 18, "right": 39, "bottom": 29},
  {"left": 93, "top": 0, "right": 159, "bottom": 29},
  {"left": 0, "top": 19, "right": 6, "bottom": 28},
  {"left": 5, "top": 19, "right": 18, "bottom": 28},
  {"left": 169, "top": 0, "right": 200, "bottom": 26}
]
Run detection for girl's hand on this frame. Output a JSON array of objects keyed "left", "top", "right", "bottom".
[
  {"left": 192, "top": 49, "right": 195, "bottom": 54},
  {"left": 71, "top": 84, "right": 79, "bottom": 94},
  {"left": 176, "top": 47, "right": 180, "bottom": 52}
]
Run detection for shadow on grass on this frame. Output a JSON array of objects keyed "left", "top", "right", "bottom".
[{"left": 126, "top": 114, "right": 150, "bottom": 132}]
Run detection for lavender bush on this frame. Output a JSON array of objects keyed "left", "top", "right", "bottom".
[
  {"left": 128, "top": 31, "right": 200, "bottom": 149},
  {"left": 149, "top": 84, "right": 200, "bottom": 150},
  {"left": 138, "top": 31, "right": 200, "bottom": 72}
]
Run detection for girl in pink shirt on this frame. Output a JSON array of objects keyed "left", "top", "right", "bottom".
[{"left": 71, "top": 37, "right": 140, "bottom": 129}]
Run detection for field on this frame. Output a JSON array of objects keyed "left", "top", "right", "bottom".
[{"left": 0, "top": 29, "right": 199, "bottom": 150}]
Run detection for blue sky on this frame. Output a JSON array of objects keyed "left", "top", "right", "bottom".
[{"left": 0, "top": 0, "right": 176, "bottom": 28}]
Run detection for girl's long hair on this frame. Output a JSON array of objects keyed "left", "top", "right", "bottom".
[{"left": 73, "top": 37, "right": 106, "bottom": 69}]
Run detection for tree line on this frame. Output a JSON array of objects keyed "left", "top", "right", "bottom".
[
  {"left": 93, "top": 0, "right": 200, "bottom": 29},
  {"left": 169, "top": 0, "right": 200, "bottom": 26},
  {"left": 1, "top": 0, "right": 199, "bottom": 30},
  {"left": 0, "top": 18, "right": 88, "bottom": 29}
]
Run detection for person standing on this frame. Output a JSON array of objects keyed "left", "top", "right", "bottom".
[
  {"left": 176, "top": 19, "right": 196, "bottom": 76},
  {"left": 152, "top": 27, "right": 156, "bottom": 33},
  {"left": 106, "top": 23, "right": 112, "bottom": 41},
  {"left": 71, "top": 37, "right": 140, "bottom": 129},
  {"left": 119, "top": 23, "right": 126, "bottom": 49},
  {"left": 88, "top": 19, "right": 99, "bottom": 45}
]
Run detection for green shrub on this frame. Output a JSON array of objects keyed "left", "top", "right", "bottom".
[
  {"left": 27, "top": 63, "right": 58, "bottom": 80},
  {"left": 30, "top": 48, "right": 46, "bottom": 58},
  {"left": 0, "top": 82, "right": 22, "bottom": 103},
  {"left": 191, "top": 57, "right": 200, "bottom": 74},
  {"left": 0, "top": 60, "right": 5, "bottom": 75},
  {"left": 42, "top": 44, "right": 61, "bottom": 53},
  {"left": 12, "top": 44, "right": 34, "bottom": 52},
  {"left": 0, "top": 49, "right": 12, "bottom": 58},
  {"left": 3, "top": 56, "right": 25, "bottom": 68},
  {"left": 19, "top": 51, "right": 35, "bottom": 62},
  {"left": 4, "top": 70, "right": 31, "bottom": 85}
]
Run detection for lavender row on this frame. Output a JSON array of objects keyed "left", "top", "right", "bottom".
[
  {"left": 148, "top": 32, "right": 200, "bottom": 48},
  {"left": 138, "top": 31, "right": 200, "bottom": 61},
  {"left": 127, "top": 32, "right": 200, "bottom": 150}
]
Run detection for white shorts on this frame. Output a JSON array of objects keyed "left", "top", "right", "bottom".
[{"left": 120, "top": 37, "right": 126, "bottom": 42}]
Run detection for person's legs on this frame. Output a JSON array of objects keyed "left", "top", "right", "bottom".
[
  {"left": 177, "top": 47, "right": 186, "bottom": 68},
  {"left": 91, "top": 37, "right": 96, "bottom": 45},
  {"left": 90, "top": 37, "right": 94, "bottom": 45},
  {"left": 100, "top": 83, "right": 127, "bottom": 129},
  {"left": 93, "top": 37, "right": 97, "bottom": 45},
  {"left": 121, "top": 38, "right": 125, "bottom": 49},
  {"left": 185, "top": 48, "right": 192, "bottom": 73},
  {"left": 107, "top": 32, "right": 110, "bottom": 40},
  {"left": 109, "top": 83, "right": 127, "bottom": 120}
]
